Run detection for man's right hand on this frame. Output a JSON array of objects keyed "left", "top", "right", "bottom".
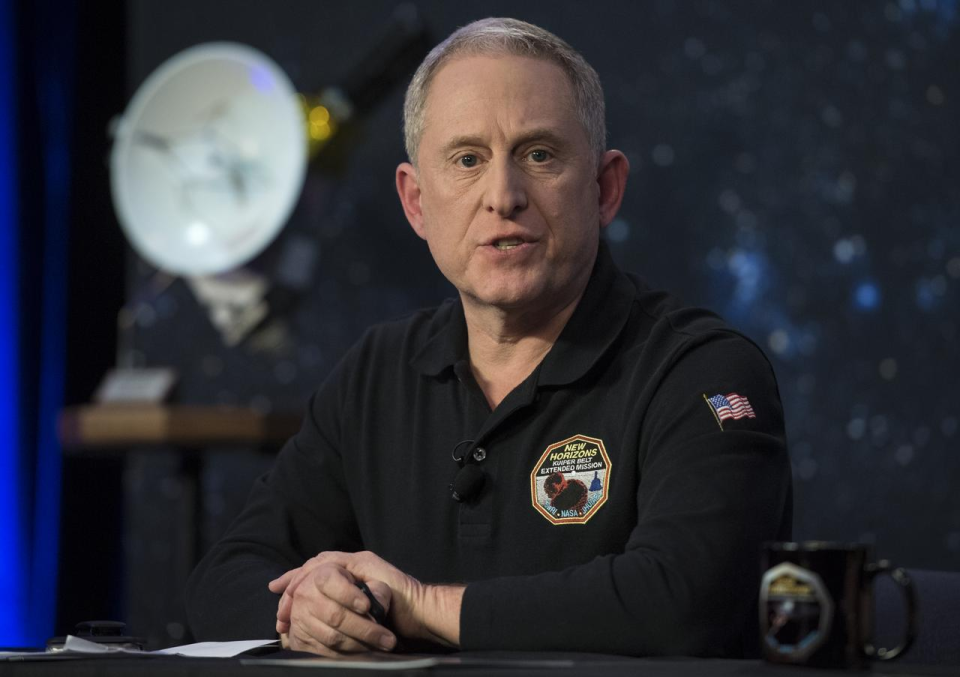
[{"left": 268, "top": 556, "right": 397, "bottom": 656}]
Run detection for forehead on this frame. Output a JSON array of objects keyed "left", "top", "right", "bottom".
[{"left": 421, "top": 54, "right": 583, "bottom": 148}]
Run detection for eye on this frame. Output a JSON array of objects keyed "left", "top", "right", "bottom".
[
  {"left": 458, "top": 154, "right": 478, "bottom": 168},
  {"left": 528, "top": 149, "right": 551, "bottom": 163}
]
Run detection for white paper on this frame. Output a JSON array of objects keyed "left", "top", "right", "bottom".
[
  {"left": 60, "top": 635, "right": 277, "bottom": 658},
  {"left": 156, "top": 639, "right": 278, "bottom": 658}
]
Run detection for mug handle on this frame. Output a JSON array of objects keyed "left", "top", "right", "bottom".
[{"left": 863, "top": 560, "right": 918, "bottom": 661}]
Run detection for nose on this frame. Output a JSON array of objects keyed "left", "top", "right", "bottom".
[{"left": 482, "top": 158, "right": 527, "bottom": 218}]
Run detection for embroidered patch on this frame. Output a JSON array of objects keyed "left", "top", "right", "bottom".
[
  {"left": 530, "top": 434, "right": 611, "bottom": 525},
  {"left": 703, "top": 392, "right": 756, "bottom": 429}
]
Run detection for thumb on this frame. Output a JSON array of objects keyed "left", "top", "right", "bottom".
[{"left": 364, "top": 580, "right": 393, "bottom": 619}]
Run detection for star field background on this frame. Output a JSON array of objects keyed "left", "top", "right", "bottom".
[{"left": 115, "top": 0, "right": 959, "bottom": 645}]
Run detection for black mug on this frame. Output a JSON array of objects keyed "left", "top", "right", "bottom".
[{"left": 759, "top": 542, "right": 918, "bottom": 669}]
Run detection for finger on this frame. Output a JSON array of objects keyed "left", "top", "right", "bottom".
[
  {"left": 316, "top": 551, "right": 408, "bottom": 602},
  {"left": 293, "top": 584, "right": 397, "bottom": 652},
  {"left": 277, "top": 591, "right": 297, "bottom": 630},
  {"left": 276, "top": 564, "right": 350, "bottom": 633},
  {"left": 287, "top": 556, "right": 336, "bottom": 597},
  {"left": 277, "top": 587, "right": 295, "bottom": 627},
  {"left": 323, "top": 604, "right": 397, "bottom": 652},
  {"left": 363, "top": 580, "right": 392, "bottom": 610},
  {"left": 272, "top": 553, "right": 326, "bottom": 593},
  {"left": 278, "top": 563, "right": 344, "bottom": 625},
  {"left": 286, "top": 622, "right": 349, "bottom": 658},
  {"left": 290, "top": 601, "right": 395, "bottom": 654},
  {"left": 268, "top": 567, "right": 301, "bottom": 593},
  {"left": 310, "top": 565, "right": 368, "bottom": 615}
]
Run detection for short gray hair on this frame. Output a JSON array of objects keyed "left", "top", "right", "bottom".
[{"left": 402, "top": 17, "right": 606, "bottom": 165}]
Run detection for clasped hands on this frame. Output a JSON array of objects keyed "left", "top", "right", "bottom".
[{"left": 268, "top": 550, "right": 463, "bottom": 657}]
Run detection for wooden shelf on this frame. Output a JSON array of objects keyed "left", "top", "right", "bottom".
[{"left": 58, "top": 404, "right": 302, "bottom": 450}]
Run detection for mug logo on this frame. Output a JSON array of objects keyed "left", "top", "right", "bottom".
[
  {"left": 530, "top": 434, "right": 611, "bottom": 525},
  {"left": 760, "top": 562, "right": 834, "bottom": 661}
]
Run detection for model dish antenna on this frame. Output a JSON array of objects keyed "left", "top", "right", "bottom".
[{"left": 110, "top": 42, "right": 307, "bottom": 277}]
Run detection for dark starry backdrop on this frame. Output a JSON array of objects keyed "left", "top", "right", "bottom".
[{"left": 116, "top": 0, "right": 958, "bottom": 646}]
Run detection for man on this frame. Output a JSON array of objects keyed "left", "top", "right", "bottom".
[{"left": 186, "top": 17, "right": 791, "bottom": 657}]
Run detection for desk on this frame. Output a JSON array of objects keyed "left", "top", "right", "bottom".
[{"left": 0, "top": 654, "right": 954, "bottom": 677}]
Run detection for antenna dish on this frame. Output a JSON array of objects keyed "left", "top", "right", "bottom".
[{"left": 110, "top": 43, "right": 306, "bottom": 276}]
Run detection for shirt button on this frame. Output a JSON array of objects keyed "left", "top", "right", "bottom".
[{"left": 472, "top": 447, "right": 487, "bottom": 462}]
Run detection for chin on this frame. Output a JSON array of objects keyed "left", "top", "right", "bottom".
[{"left": 473, "top": 285, "right": 551, "bottom": 312}]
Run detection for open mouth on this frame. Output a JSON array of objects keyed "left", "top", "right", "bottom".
[{"left": 492, "top": 238, "right": 525, "bottom": 250}]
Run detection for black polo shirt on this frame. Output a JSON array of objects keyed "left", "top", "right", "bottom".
[{"left": 186, "top": 242, "right": 792, "bottom": 657}]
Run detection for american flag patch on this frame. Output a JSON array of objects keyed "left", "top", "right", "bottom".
[{"left": 705, "top": 392, "right": 756, "bottom": 427}]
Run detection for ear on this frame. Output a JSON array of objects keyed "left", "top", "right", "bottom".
[
  {"left": 396, "top": 162, "right": 426, "bottom": 239},
  {"left": 596, "top": 150, "right": 629, "bottom": 228}
]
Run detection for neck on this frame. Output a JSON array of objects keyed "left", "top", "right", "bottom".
[{"left": 462, "top": 288, "right": 586, "bottom": 410}]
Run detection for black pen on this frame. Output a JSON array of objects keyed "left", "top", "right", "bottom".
[{"left": 355, "top": 581, "right": 387, "bottom": 626}]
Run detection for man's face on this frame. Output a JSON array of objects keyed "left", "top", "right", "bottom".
[{"left": 398, "top": 54, "right": 608, "bottom": 314}]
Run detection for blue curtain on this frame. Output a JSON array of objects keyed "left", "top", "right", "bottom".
[
  {"left": 0, "top": 0, "right": 77, "bottom": 647},
  {"left": 0, "top": 0, "right": 25, "bottom": 643}
]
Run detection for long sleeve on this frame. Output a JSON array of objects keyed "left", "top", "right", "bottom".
[
  {"left": 184, "top": 365, "right": 364, "bottom": 640},
  {"left": 459, "top": 334, "right": 792, "bottom": 656}
]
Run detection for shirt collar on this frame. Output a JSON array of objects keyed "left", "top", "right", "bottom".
[
  {"left": 410, "top": 241, "right": 636, "bottom": 386},
  {"left": 409, "top": 298, "right": 468, "bottom": 377},
  {"left": 537, "top": 240, "right": 636, "bottom": 387}
]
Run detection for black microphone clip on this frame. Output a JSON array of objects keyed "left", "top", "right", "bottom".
[{"left": 449, "top": 439, "right": 485, "bottom": 502}]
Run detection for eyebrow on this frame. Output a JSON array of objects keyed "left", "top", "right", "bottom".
[
  {"left": 439, "top": 135, "right": 486, "bottom": 156},
  {"left": 439, "top": 128, "right": 570, "bottom": 156}
]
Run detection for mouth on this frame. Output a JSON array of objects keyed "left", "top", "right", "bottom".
[{"left": 492, "top": 237, "right": 526, "bottom": 251}]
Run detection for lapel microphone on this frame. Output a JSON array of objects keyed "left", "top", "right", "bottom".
[
  {"left": 450, "top": 439, "right": 486, "bottom": 502},
  {"left": 451, "top": 463, "right": 485, "bottom": 502}
]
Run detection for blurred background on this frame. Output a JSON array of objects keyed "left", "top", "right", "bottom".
[{"left": 2, "top": 0, "right": 958, "bottom": 651}]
